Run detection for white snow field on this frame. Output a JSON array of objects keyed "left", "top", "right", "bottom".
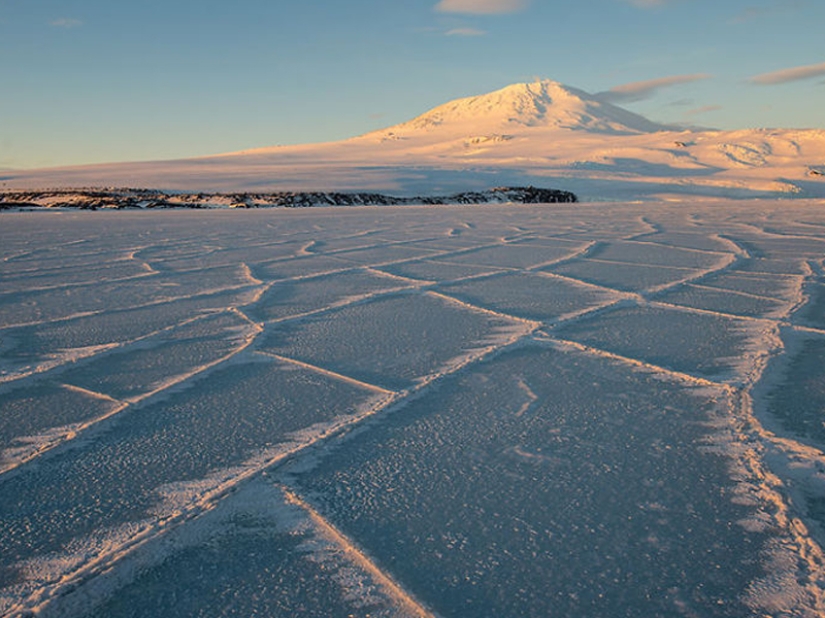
[{"left": 2, "top": 201, "right": 825, "bottom": 617}]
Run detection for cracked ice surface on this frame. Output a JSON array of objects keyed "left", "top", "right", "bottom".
[{"left": 2, "top": 202, "right": 825, "bottom": 617}]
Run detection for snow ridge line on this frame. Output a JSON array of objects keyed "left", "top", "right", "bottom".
[
  {"left": 534, "top": 269, "right": 639, "bottom": 298},
  {"left": 536, "top": 335, "right": 724, "bottom": 388},
  {"left": 255, "top": 351, "right": 396, "bottom": 395},
  {"left": 685, "top": 282, "right": 788, "bottom": 302},
  {"left": 647, "top": 298, "right": 777, "bottom": 325},
  {"left": 730, "top": 389, "right": 825, "bottom": 615},
  {"left": 614, "top": 238, "right": 736, "bottom": 258},
  {"left": 281, "top": 487, "right": 436, "bottom": 618}
]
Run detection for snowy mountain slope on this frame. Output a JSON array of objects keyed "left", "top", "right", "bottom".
[{"left": 4, "top": 80, "right": 825, "bottom": 201}]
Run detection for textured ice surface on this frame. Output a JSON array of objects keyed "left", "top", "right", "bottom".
[
  {"left": 378, "top": 258, "right": 502, "bottom": 283},
  {"left": 656, "top": 284, "right": 789, "bottom": 318},
  {"left": 438, "top": 272, "right": 619, "bottom": 322},
  {"left": 767, "top": 338, "right": 825, "bottom": 448},
  {"left": 697, "top": 271, "right": 802, "bottom": 301},
  {"left": 260, "top": 292, "right": 524, "bottom": 391},
  {"left": 798, "top": 283, "right": 825, "bottom": 329},
  {"left": 295, "top": 344, "right": 769, "bottom": 617},
  {"left": 57, "top": 312, "right": 252, "bottom": 400},
  {"left": 547, "top": 258, "right": 705, "bottom": 293},
  {"left": 555, "top": 303, "right": 760, "bottom": 379},
  {"left": 0, "top": 358, "right": 380, "bottom": 561},
  {"left": 435, "top": 239, "right": 586, "bottom": 269},
  {"left": 247, "top": 269, "right": 413, "bottom": 322},
  {"left": 587, "top": 240, "right": 729, "bottom": 269},
  {"left": 2, "top": 203, "right": 825, "bottom": 617}
]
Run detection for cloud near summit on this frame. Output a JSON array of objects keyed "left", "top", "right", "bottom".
[
  {"left": 435, "top": 0, "right": 529, "bottom": 14},
  {"left": 598, "top": 74, "right": 712, "bottom": 103}
]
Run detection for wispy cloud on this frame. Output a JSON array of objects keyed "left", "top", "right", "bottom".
[
  {"left": 597, "top": 74, "right": 712, "bottom": 103},
  {"left": 624, "top": 0, "right": 667, "bottom": 8},
  {"left": 749, "top": 61, "right": 825, "bottom": 85},
  {"left": 435, "top": 0, "right": 529, "bottom": 15},
  {"left": 731, "top": 0, "right": 805, "bottom": 24},
  {"left": 445, "top": 27, "right": 486, "bottom": 36},
  {"left": 50, "top": 17, "right": 83, "bottom": 28},
  {"left": 684, "top": 104, "right": 722, "bottom": 117}
]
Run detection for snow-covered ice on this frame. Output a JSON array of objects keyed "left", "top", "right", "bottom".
[{"left": 2, "top": 201, "right": 825, "bottom": 617}]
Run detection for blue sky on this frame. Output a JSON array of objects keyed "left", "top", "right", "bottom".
[{"left": 2, "top": 0, "right": 824, "bottom": 169}]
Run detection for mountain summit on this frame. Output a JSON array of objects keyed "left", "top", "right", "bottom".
[{"left": 364, "top": 80, "right": 670, "bottom": 140}]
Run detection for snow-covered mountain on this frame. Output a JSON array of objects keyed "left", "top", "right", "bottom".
[
  {"left": 362, "top": 81, "right": 670, "bottom": 137},
  {"left": 4, "top": 79, "right": 825, "bottom": 201}
]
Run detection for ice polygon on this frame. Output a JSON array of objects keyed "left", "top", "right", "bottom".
[
  {"left": 697, "top": 271, "right": 801, "bottom": 301},
  {"left": 438, "top": 272, "right": 619, "bottom": 322},
  {"left": 247, "top": 269, "right": 413, "bottom": 322},
  {"left": 57, "top": 311, "right": 252, "bottom": 400},
  {"left": 546, "top": 259, "right": 704, "bottom": 293},
  {"left": 554, "top": 303, "right": 756, "bottom": 379},
  {"left": 586, "top": 240, "right": 729, "bottom": 270},
  {"left": 0, "top": 288, "right": 258, "bottom": 379},
  {"left": 434, "top": 240, "right": 587, "bottom": 269},
  {"left": 628, "top": 232, "right": 737, "bottom": 253},
  {"left": 767, "top": 338, "right": 825, "bottom": 448},
  {"left": 0, "top": 382, "right": 118, "bottom": 470},
  {"left": 656, "top": 284, "right": 788, "bottom": 318},
  {"left": 261, "top": 292, "right": 526, "bottom": 390},
  {"left": 0, "top": 260, "right": 152, "bottom": 293},
  {"left": 255, "top": 254, "right": 353, "bottom": 280},
  {"left": 796, "top": 283, "right": 825, "bottom": 329},
  {"left": 0, "top": 264, "right": 252, "bottom": 327},
  {"left": 328, "top": 243, "right": 442, "bottom": 267},
  {"left": 732, "top": 258, "right": 810, "bottom": 275},
  {"left": 378, "top": 258, "right": 503, "bottom": 283}
]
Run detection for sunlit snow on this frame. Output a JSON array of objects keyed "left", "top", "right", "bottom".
[
  {"left": 5, "top": 81, "right": 825, "bottom": 201},
  {"left": 2, "top": 201, "right": 825, "bottom": 617}
]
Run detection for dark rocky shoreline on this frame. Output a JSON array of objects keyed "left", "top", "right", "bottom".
[{"left": 0, "top": 186, "right": 577, "bottom": 210}]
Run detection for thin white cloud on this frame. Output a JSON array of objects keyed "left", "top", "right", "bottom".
[
  {"left": 684, "top": 105, "right": 722, "bottom": 117},
  {"left": 435, "top": 0, "right": 528, "bottom": 15},
  {"left": 624, "top": 0, "right": 667, "bottom": 8},
  {"left": 445, "top": 27, "right": 486, "bottom": 36},
  {"left": 50, "top": 17, "right": 83, "bottom": 28},
  {"left": 598, "top": 74, "right": 712, "bottom": 103},
  {"left": 731, "top": 1, "right": 805, "bottom": 24},
  {"left": 750, "top": 61, "right": 825, "bottom": 85}
]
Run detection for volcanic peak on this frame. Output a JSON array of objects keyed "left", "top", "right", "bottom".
[{"left": 367, "top": 79, "right": 670, "bottom": 139}]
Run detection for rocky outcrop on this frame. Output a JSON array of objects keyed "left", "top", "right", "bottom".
[{"left": 0, "top": 186, "right": 577, "bottom": 210}]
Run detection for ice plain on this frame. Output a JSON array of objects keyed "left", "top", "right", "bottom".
[{"left": 2, "top": 201, "right": 825, "bottom": 616}]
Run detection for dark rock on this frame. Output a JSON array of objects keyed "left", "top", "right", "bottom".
[{"left": 0, "top": 186, "right": 578, "bottom": 210}]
